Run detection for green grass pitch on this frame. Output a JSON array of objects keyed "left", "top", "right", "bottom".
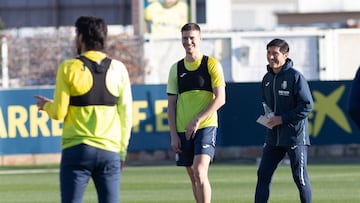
[{"left": 0, "top": 163, "right": 360, "bottom": 202}]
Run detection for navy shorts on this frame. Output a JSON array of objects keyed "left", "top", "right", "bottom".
[{"left": 176, "top": 127, "right": 217, "bottom": 166}]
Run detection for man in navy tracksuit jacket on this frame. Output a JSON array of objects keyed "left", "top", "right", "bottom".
[{"left": 255, "top": 39, "right": 314, "bottom": 203}]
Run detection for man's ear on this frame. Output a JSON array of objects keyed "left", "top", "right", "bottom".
[
  {"left": 284, "top": 52, "right": 289, "bottom": 58},
  {"left": 78, "top": 33, "right": 83, "bottom": 43}
]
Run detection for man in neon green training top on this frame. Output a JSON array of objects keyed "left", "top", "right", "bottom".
[
  {"left": 34, "top": 16, "right": 132, "bottom": 203},
  {"left": 144, "top": 0, "right": 189, "bottom": 34},
  {"left": 167, "top": 23, "right": 226, "bottom": 203}
]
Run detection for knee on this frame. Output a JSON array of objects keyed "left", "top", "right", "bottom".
[{"left": 192, "top": 167, "right": 207, "bottom": 183}]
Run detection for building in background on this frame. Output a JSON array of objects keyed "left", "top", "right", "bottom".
[
  {"left": 0, "top": 0, "right": 132, "bottom": 28},
  {"left": 277, "top": 0, "right": 360, "bottom": 28},
  {"left": 230, "top": 0, "right": 295, "bottom": 30},
  {"left": 1, "top": 0, "right": 360, "bottom": 31},
  {"left": 1, "top": 0, "right": 360, "bottom": 85}
]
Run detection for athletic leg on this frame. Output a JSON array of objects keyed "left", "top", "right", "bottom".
[
  {"left": 192, "top": 154, "right": 211, "bottom": 203},
  {"left": 288, "top": 145, "right": 312, "bottom": 203},
  {"left": 177, "top": 132, "right": 198, "bottom": 201},
  {"left": 179, "top": 127, "right": 216, "bottom": 203},
  {"left": 191, "top": 127, "right": 216, "bottom": 203},
  {"left": 255, "top": 144, "right": 286, "bottom": 203},
  {"left": 186, "top": 166, "right": 200, "bottom": 203}
]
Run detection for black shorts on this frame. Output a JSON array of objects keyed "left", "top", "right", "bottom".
[{"left": 176, "top": 127, "right": 217, "bottom": 166}]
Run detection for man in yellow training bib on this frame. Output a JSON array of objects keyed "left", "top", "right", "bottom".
[
  {"left": 34, "top": 16, "right": 132, "bottom": 203},
  {"left": 167, "top": 23, "right": 226, "bottom": 203}
]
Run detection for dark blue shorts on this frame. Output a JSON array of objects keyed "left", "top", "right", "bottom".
[{"left": 176, "top": 127, "right": 217, "bottom": 167}]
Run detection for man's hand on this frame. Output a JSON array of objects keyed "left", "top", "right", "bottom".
[
  {"left": 34, "top": 95, "right": 52, "bottom": 111},
  {"left": 185, "top": 118, "right": 200, "bottom": 140},
  {"left": 171, "top": 133, "right": 182, "bottom": 153},
  {"left": 267, "top": 115, "right": 283, "bottom": 128}
]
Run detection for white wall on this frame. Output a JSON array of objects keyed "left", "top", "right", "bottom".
[
  {"left": 143, "top": 29, "right": 360, "bottom": 84},
  {"left": 230, "top": 2, "right": 295, "bottom": 30},
  {"left": 202, "top": 0, "right": 232, "bottom": 31}
]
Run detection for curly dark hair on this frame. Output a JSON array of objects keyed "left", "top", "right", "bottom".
[{"left": 75, "top": 16, "right": 107, "bottom": 51}]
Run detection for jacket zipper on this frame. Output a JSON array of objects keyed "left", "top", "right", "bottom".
[{"left": 273, "top": 74, "right": 280, "bottom": 146}]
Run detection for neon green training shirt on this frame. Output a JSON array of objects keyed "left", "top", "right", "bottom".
[
  {"left": 43, "top": 51, "right": 133, "bottom": 160},
  {"left": 144, "top": 1, "right": 189, "bottom": 34},
  {"left": 167, "top": 54, "right": 226, "bottom": 132}
]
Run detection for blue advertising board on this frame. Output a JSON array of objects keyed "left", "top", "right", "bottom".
[
  {"left": 219, "top": 81, "right": 360, "bottom": 146},
  {"left": 0, "top": 81, "right": 359, "bottom": 155}
]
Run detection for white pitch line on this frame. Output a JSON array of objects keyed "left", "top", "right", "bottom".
[{"left": 0, "top": 169, "right": 59, "bottom": 175}]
